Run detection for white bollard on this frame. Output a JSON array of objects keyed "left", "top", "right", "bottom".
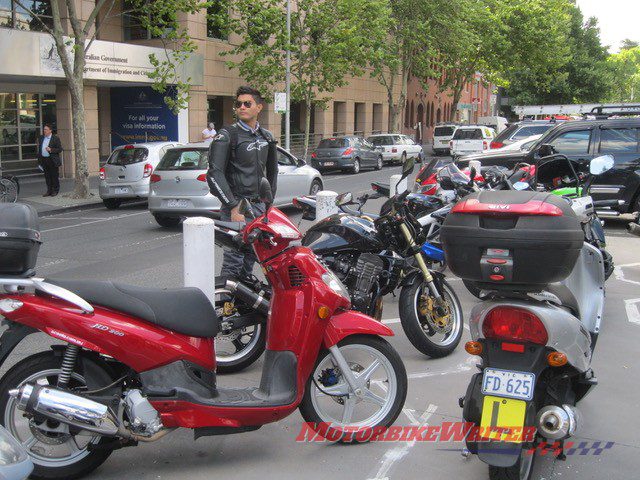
[
  {"left": 183, "top": 217, "right": 216, "bottom": 306},
  {"left": 316, "top": 190, "right": 339, "bottom": 221},
  {"left": 390, "top": 174, "right": 408, "bottom": 195},
  {"left": 468, "top": 160, "right": 482, "bottom": 177}
]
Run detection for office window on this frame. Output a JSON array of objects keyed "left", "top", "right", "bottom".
[
  {"left": 0, "top": 0, "right": 53, "bottom": 31},
  {"left": 207, "top": 0, "right": 228, "bottom": 40},
  {"left": 123, "top": 0, "right": 173, "bottom": 41}
]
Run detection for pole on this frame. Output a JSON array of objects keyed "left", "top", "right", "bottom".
[
  {"left": 183, "top": 217, "right": 216, "bottom": 306},
  {"left": 285, "top": 0, "right": 291, "bottom": 152}
]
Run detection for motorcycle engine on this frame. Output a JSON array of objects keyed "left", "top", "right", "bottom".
[
  {"left": 123, "top": 389, "right": 163, "bottom": 436},
  {"left": 348, "top": 253, "right": 384, "bottom": 313}
]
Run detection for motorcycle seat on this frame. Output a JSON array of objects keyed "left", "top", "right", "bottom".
[
  {"left": 45, "top": 279, "right": 219, "bottom": 338},
  {"left": 214, "top": 221, "right": 245, "bottom": 232}
]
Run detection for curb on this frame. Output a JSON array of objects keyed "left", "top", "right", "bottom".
[{"left": 30, "top": 201, "right": 105, "bottom": 217}]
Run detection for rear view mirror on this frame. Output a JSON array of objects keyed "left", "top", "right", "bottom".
[
  {"left": 401, "top": 157, "right": 415, "bottom": 180},
  {"left": 590, "top": 155, "right": 614, "bottom": 175},
  {"left": 259, "top": 178, "right": 273, "bottom": 206},
  {"left": 335, "top": 192, "right": 353, "bottom": 206}
]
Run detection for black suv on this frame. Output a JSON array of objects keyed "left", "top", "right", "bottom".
[{"left": 458, "top": 109, "right": 640, "bottom": 213}]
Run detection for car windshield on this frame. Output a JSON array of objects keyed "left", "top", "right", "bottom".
[
  {"left": 318, "top": 138, "right": 348, "bottom": 148},
  {"left": 493, "top": 124, "right": 519, "bottom": 143},
  {"left": 453, "top": 129, "right": 483, "bottom": 140},
  {"left": 368, "top": 136, "right": 395, "bottom": 146},
  {"left": 434, "top": 126, "right": 455, "bottom": 137},
  {"left": 107, "top": 147, "right": 148, "bottom": 166},
  {"left": 156, "top": 149, "right": 209, "bottom": 170}
]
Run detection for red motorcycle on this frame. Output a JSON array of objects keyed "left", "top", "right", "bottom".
[{"left": 0, "top": 184, "right": 407, "bottom": 479}]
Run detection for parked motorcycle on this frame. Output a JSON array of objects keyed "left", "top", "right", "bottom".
[
  {"left": 442, "top": 154, "right": 615, "bottom": 480},
  {"left": 0, "top": 182, "right": 407, "bottom": 479}
]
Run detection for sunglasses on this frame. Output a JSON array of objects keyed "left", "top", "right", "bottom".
[{"left": 234, "top": 100, "right": 254, "bottom": 109}]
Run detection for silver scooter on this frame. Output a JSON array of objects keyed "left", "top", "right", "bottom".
[{"left": 450, "top": 154, "right": 619, "bottom": 480}]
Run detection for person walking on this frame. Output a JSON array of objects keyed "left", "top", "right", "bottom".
[
  {"left": 202, "top": 122, "right": 217, "bottom": 144},
  {"left": 206, "top": 86, "right": 278, "bottom": 279},
  {"left": 38, "top": 124, "right": 63, "bottom": 197}
]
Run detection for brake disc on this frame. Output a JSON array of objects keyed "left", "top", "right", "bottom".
[{"left": 418, "top": 294, "right": 453, "bottom": 334}]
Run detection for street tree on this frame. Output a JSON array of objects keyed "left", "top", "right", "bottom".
[
  {"left": 222, "top": 0, "right": 390, "bottom": 159},
  {"left": 607, "top": 47, "right": 640, "bottom": 103},
  {"left": 15, "top": 0, "right": 207, "bottom": 198},
  {"left": 620, "top": 39, "right": 639, "bottom": 51}
]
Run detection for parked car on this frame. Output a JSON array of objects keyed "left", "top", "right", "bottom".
[
  {"left": 457, "top": 113, "right": 640, "bottom": 213},
  {"left": 99, "top": 141, "right": 180, "bottom": 209},
  {"left": 458, "top": 134, "right": 542, "bottom": 160},
  {"left": 310, "top": 136, "right": 383, "bottom": 173},
  {"left": 366, "top": 133, "right": 423, "bottom": 164},
  {"left": 432, "top": 124, "right": 458, "bottom": 155},
  {"left": 489, "top": 119, "right": 561, "bottom": 149},
  {"left": 148, "top": 143, "right": 324, "bottom": 227},
  {"left": 449, "top": 126, "right": 496, "bottom": 157},
  {"left": 478, "top": 115, "right": 508, "bottom": 133}
]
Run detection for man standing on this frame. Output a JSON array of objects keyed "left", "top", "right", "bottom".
[
  {"left": 207, "top": 86, "right": 278, "bottom": 279},
  {"left": 38, "top": 124, "right": 63, "bottom": 197},
  {"left": 202, "top": 122, "right": 217, "bottom": 144}
]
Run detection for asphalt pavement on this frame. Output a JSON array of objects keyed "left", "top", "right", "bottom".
[{"left": 2, "top": 159, "right": 640, "bottom": 480}]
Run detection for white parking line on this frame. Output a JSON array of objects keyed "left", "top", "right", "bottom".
[
  {"left": 41, "top": 211, "right": 149, "bottom": 233},
  {"left": 614, "top": 263, "right": 640, "bottom": 286},
  {"left": 408, "top": 356, "right": 477, "bottom": 380},
  {"left": 624, "top": 298, "right": 640, "bottom": 325}
]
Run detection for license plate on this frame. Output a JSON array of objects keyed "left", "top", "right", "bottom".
[
  {"left": 482, "top": 368, "right": 535, "bottom": 401},
  {"left": 480, "top": 395, "right": 527, "bottom": 442},
  {"left": 441, "top": 140, "right": 449, "bottom": 144},
  {"left": 323, "top": 162, "right": 336, "bottom": 166},
  {"left": 167, "top": 199, "right": 190, "bottom": 208},
  {"left": 114, "top": 187, "right": 130, "bottom": 194}
]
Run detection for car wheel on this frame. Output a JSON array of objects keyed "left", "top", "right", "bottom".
[
  {"left": 351, "top": 158, "right": 361, "bottom": 174},
  {"left": 103, "top": 198, "right": 121, "bottom": 210},
  {"left": 153, "top": 214, "right": 182, "bottom": 228},
  {"left": 375, "top": 155, "right": 383, "bottom": 170},
  {"left": 309, "top": 179, "right": 323, "bottom": 195}
]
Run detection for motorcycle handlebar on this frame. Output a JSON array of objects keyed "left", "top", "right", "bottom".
[{"left": 593, "top": 199, "right": 622, "bottom": 208}]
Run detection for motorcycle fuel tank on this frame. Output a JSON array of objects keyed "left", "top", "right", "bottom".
[{"left": 302, "top": 213, "right": 384, "bottom": 254}]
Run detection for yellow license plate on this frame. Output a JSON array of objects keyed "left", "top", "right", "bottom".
[{"left": 480, "top": 395, "right": 527, "bottom": 443}]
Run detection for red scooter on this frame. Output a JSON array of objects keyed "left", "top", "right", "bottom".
[{"left": 0, "top": 183, "right": 407, "bottom": 479}]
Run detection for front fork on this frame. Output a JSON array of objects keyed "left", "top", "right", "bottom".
[{"left": 399, "top": 223, "right": 442, "bottom": 300}]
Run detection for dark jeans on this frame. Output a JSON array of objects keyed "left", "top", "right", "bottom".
[
  {"left": 220, "top": 201, "right": 265, "bottom": 279},
  {"left": 42, "top": 158, "right": 60, "bottom": 194}
]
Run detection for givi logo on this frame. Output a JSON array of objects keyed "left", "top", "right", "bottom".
[{"left": 487, "top": 204, "right": 510, "bottom": 210}]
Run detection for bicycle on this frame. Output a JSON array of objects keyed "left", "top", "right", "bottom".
[{"left": 0, "top": 163, "right": 19, "bottom": 203}]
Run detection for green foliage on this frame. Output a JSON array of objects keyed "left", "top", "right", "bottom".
[{"left": 607, "top": 47, "right": 640, "bottom": 102}]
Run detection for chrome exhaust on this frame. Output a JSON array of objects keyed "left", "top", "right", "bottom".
[
  {"left": 9, "top": 384, "right": 119, "bottom": 436},
  {"left": 536, "top": 405, "right": 581, "bottom": 440}
]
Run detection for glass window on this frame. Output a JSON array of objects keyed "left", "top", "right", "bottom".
[
  {"left": 0, "top": 127, "right": 18, "bottom": 146},
  {"left": 512, "top": 125, "right": 553, "bottom": 140},
  {"left": 0, "top": 110, "right": 16, "bottom": 126},
  {"left": 156, "top": 149, "right": 208, "bottom": 170},
  {"left": 20, "top": 128, "right": 38, "bottom": 145},
  {"left": 207, "top": 0, "right": 228, "bottom": 40},
  {"left": 453, "top": 128, "right": 483, "bottom": 140},
  {"left": 367, "top": 136, "right": 394, "bottom": 146},
  {"left": 434, "top": 126, "right": 455, "bottom": 137},
  {"left": 19, "top": 110, "right": 38, "bottom": 126},
  {"left": 11, "top": 0, "right": 52, "bottom": 31},
  {"left": 0, "top": 145, "right": 19, "bottom": 161},
  {"left": 107, "top": 147, "right": 149, "bottom": 166},
  {"left": 318, "top": 138, "right": 348, "bottom": 149},
  {"left": 123, "top": 1, "right": 171, "bottom": 40},
  {"left": 549, "top": 130, "right": 591, "bottom": 155},
  {"left": 599, "top": 128, "right": 638, "bottom": 153},
  {"left": 277, "top": 150, "right": 295, "bottom": 166}
]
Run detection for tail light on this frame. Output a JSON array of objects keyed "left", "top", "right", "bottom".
[
  {"left": 482, "top": 307, "right": 548, "bottom": 345},
  {"left": 196, "top": 174, "right": 207, "bottom": 182},
  {"left": 490, "top": 141, "right": 503, "bottom": 149},
  {"left": 342, "top": 147, "right": 354, "bottom": 156},
  {"left": 483, "top": 141, "right": 488, "bottom": 150},
  {"left": 99, "top": 167, "right": 105, "bottom": 180},
  {"left": 311, "top": 152, "right": 317, "bottom": 159},
  {"left": 392, "top": 147, "right": 398, "bottom": 153},
  {"left": 150, "top": 174, "right": 162, "bottom": 183},
  {"left": 124, "top": 145, "right": 135, "bottom": 150},
  {"left": 143, "top": 163, "right": 153, "bottom": 178}
]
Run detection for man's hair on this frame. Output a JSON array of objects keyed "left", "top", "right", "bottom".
[
  {"left": 236, "top": 86, "right": 264, "bottom": 105},
  {"left": 43, "top": 123, "right": 54, "bottom": 131}
]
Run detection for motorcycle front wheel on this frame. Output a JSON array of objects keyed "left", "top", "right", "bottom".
[
  {"left": 399, "top": 278, "right": 463, "bottom": 357},
  {"left": 299, "top": 335, "right": 407, "bottom": 443}
]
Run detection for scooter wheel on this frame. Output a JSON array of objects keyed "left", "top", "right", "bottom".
[
  {"left": 489, "top": 449, "right": 536, "bottom": 480},
  {"left": 298, "top": 335, "right": 407, "bottom": 443},
  {"left": 0, "top": 351, "right": 118, "bottom": 480}
]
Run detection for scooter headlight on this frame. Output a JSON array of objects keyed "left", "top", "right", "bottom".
[{"left": 321, "top": 271, "right": 350, "bottom": 301}]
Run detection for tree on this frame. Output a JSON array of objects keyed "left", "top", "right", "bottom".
[
  {"left": 620, "top": 39, "right": 639, "bottom": 51},
  {"left": 223, "top": 0, "right": 390, "bottom": 158},
  {"left": 15, "top": 0, "right": 207, "bottom": 198},
  {"left": 607, "top": 47, "right": 640, "bottom": 102}
]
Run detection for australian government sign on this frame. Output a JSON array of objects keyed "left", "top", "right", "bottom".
[{"left": 0, "top": 29, "right": 203, "bottom": 86}]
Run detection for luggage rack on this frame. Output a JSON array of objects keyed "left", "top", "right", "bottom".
[
  {"left": 0, "top": 277, "right": 94, "bottom": 314},
  {"left": 586, "top": 104, "right": 640, "bottom": 119}
]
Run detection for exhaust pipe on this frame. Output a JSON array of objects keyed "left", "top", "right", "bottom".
[
  {"left": 225, "top": 279, "right": 270, "bottom": 314},
  {"left": 536, "top": 405, "right": 581, "bottom": 440},
  {"left": 9, "top": 384, "right": 119, "bottom": 436}
]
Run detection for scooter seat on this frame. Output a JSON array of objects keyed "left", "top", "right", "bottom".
[
  {"left": 214, "top": 220, "right": 245, "bottom": 232},
  {"left": 45, "top": 279, "right": 219, "bottom": 338}
]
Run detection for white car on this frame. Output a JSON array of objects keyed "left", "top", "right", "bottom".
[
  {"left": 432, "top": 125, "right": 458, "bottom": 155},
  {"left": 148, "top": 143, "right": 324, "bottom": 228},
  {"left": 367, "top": 134, "right": 423, "bottom": 164},
  {"left": 449, "top": 126, "right": 496, "bottom": 158},
  {"left": 99, "top": 141, "right": 181, "bottom": 209}
]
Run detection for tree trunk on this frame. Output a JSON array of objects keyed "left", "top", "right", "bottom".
[
  {"left": 68, "top": 80, "right": 90, "bottom": 198},
  {"left": 303, "top": 96, "right": 312, "bottom": 161},
  {"left": 450, "top": 83, "right": 464, "bottom": 123},
  {"left": 386, "top": 70, "right": 397, "bottom": 132}
]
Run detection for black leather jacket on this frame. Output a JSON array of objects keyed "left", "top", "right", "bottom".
[{"left": 207, "top": 123, "right": 278, "bottom": 209}]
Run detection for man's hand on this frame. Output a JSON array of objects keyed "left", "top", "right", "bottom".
[
  {"left": 230, "top": 205, "right": 245, "bottom": 222},
  {"left": 46, "top": 147, "right": 51, "bottom": 153}
]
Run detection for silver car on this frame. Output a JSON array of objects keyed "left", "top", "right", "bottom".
[
  {"left": 367, "top": 133, "right": 423, "bottom": 164},
  {"left": 148, "top": 143, "right": 324, "bottom": 227},
  {"left": 99, "top": 142, "right": 180, "bottom": 209}
]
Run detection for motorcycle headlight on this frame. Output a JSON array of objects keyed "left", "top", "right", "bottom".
[{"left": 321, "top": 271, "right": 350, "bottom": 301}]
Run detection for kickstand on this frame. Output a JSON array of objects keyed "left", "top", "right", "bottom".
[{"left": 556, "top": 439, "right": 566, "bottom": 461}]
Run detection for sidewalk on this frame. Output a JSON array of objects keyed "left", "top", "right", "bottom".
[{"left": 16, "top": 175, "right": 104, "bottom": 216}]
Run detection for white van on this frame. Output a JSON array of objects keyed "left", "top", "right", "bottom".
[
  {"left": 449, "top": 126, "right": 496, "bottom": 158},
  {"left": 432, "top": 124, "right": 458, "bottom": 155},
  {"left": 478, "top": 116, "right": 508, "bottom": 133}
]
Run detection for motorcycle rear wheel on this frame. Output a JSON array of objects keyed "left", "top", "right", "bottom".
[
  {"left": 489, "top": 449, "right": 535, "bottom": 480},
  {"left": 299, "top": 335, "right": 407, "bottom": 443}
]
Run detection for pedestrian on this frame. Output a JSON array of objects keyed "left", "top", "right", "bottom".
[
  {"left": 414, "top": 121, "right": 423, "bottom": 146},
  {"left": 206, "top": 86, "right": 278, "bottom": 279},
  {"left": 38, "top": 124, "right": 63, "bottom": 197},
  {"left": 202, "top": 122, "right": 217, "bottom": 144}
]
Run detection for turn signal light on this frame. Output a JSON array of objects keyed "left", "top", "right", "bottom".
[
  {"left": 318, "top": 306, "right": 331, "bottom": 319},
  {"left": 342, "top": 147, "right": 354, "bottom": 156},
  {"left": 547, "top": 351, "right": 568, "bottom": 367},
  {"left": 465, "top": 341, "right": 483, "bottom": 356},
  {"left": 99, "top": 167, "right": 105, "bottom": 180}
]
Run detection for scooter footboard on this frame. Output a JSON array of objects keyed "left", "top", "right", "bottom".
[{"left": 323, "top": 310, "right": 393, "bottom": 348}]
